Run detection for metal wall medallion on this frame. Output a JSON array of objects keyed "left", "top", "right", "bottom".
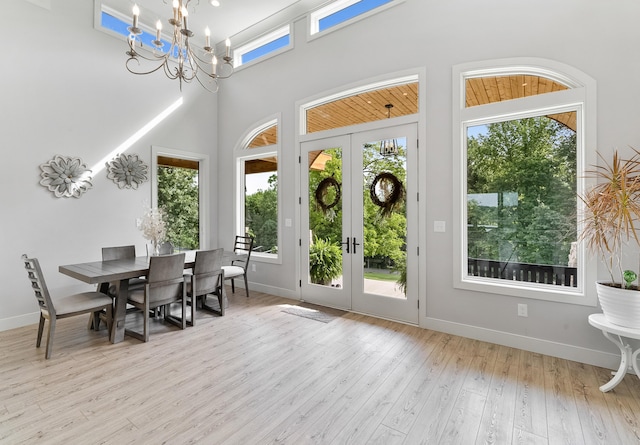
[
  {"left": 106, "top": 153, "right": 148, "bottom": 189},
  {"left": 39, "top": 155, "right": 93, "bottom": 198}
]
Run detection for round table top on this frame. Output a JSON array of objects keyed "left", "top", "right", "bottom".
[{"left": 588, "top": 313, "right": 640, "bottom": 339}]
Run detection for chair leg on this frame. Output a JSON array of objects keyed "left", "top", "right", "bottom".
[
  {"left": 218, "top": 288, "right": 225, "bottom": 316},
  {"left": 190, "top": 295, "right": 196, "bottom": 326},
  {"left": 36, "top": 313, "right": 45, "bottom": 347},
  {"left": 231, "top": 278, "right": 235, "bottom": 293},
  {"left": 181, "top": 298, "right": 187, "bottom": 330},
  {"left": 244, "top": 273, "right": 250, "bottom": 298},
  {"left": 45, "top": 317, "right": 56, "bottom": 359},
  {"left": 143, "top": 301, "right": 150, "bottom": 343}
]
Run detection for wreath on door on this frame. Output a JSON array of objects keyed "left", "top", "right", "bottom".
[
  {"left": 369, "top": 171, "right": 404, "bottom": 218},
  {"left": 315, "top": 176, "right": 341, "bottom": 221}
]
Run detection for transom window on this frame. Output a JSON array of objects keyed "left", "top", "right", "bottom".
[
  {"left": 453, "top": 60, "right": 597, "bottom": 305},
  {"left": 233, "top": 25, "right": 291, "bottom": 68},
  {"left": 309, "top": 0, "right": 396, "bottom": 36}
]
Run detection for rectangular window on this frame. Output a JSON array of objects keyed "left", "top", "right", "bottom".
[
  {"left": 310, "top": 0, "right": 394, "bottom": 36},
  {"left": 234, "top": 26, "right": 291, "bottom": 68},
  {"left": 242, "top": 156, "right": 279, "bottom": 257}
]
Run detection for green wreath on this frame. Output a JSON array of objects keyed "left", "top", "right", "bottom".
[
  {"left": 369, "top": 172, "right": 404, "bottom": 218},
  {"left": 315, "top": 177, "right": 341, "bottom": 217}
]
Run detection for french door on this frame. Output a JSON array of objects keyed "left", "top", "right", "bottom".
[{"left": 300, "top": 124, "right": 418, "bottom": 324}]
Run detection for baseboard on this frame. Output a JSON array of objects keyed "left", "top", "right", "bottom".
[
  {"left": 242, "top": 282, "right": 299, "bottom": 301},
  {"left": 422, "top": 316, "right": 620, "bottom": 371},
  {"left": 0, "top": 312, "right": 39, "bottom": 332}
]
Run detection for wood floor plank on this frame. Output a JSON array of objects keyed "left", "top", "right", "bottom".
[
  {"left": 543, "top": 355, "right": 585, "bottom": 445},
  {"left": 2, "top": 290, "right": 640, "bottom": 444},
  {"left": 475, "top": 345, "right": 520, "bottom": 445},
  {"left": 514, "top": 350, "right": 548, "bottom": 440}
]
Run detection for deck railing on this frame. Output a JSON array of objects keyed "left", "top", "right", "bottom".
[{"left": 468, "top": 258, "right": 577, "bottom": 287}]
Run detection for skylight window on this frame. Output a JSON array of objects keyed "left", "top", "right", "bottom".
[
  {"left": 310, "top": 0, "right": 394, "bottom": 35},
  {"left": 234, "top": 25, "right": 291, "bottom": 68}
]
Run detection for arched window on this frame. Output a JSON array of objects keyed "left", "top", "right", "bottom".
[
  {"left": 235, "top": 117, "right": 280, "bottom": 261},
  {"left": 453, "top": 59, "right": 597, "bottom": 305}
]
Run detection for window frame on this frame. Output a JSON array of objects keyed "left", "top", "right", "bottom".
[
  {"left": 233, "top": 25, "right": 292, "bottom": 70},
  {"left": 452, "top": 58, "right": 597, "bottom": 306},
  {"left": 235, "top": 116, "right": 282, "bottom": 264},
  {"left": 151, "top": 146, "right": 210, "bottom": 251}
]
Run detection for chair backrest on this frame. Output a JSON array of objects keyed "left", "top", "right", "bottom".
[
  {"left": 192, "top": 248, "right": 224, "bottom": 295},
  {"left": 102, "top": 245, "right": 136, "bottom": 261},
  {"left": 159, "top": 242, "right": 174, "bottom": 255},
  {"left": 232, "top": 236, "right": 254, "bottom": 269},
  {"left": 147, "top": 253, "right": 185, "bottom": 303},
  {"left": 21, "top": 254, "right": 55, "bottom": 317}
]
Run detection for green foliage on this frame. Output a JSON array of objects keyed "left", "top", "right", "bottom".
[
  {"left": 309, "top": 237, "right": 343, "bottom": 284},
  {"left": 157, "top": 166, "right": 199, "bottom": 250},
  {"left": 307, "top": 143, "right": 408, "bottom": 294},
  {"left": 245, "top": 174, "right": 278, "bottom": 253},
  {"left": 467, "top": 117, "right": 577, "bottom": 266}
]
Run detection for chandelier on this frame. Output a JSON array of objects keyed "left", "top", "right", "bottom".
[
  {"left": 126, "top": 0, "right": 233, "bottom": 92},
  {"left": 379, "top": 104, "right": 399, "bottom": 156}
]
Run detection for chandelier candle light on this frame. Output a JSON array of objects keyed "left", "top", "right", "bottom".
[{"left": 126, "top": 0, "right": 233, "bottom": 92}]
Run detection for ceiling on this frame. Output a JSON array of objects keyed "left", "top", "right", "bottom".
[{"left": 107, "top": 0, "right": 304, "bottom": 45}]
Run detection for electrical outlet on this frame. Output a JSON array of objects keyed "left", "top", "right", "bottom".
[
  {"left": 517, "top": 303, "right": 528, "bottom": 317},
  {"left": 251, "top": 264, "right": 256, "bottom": 272}
]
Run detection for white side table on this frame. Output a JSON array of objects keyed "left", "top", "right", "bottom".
[{"left": 588, "top": 313, "right": 640, "bottom": 392}]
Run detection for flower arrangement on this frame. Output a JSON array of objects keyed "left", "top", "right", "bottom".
[{"left": 138, "top": 206, "right": 166, "bottom": 255}]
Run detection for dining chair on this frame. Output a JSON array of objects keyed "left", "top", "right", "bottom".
[
  {"left": 91, "top": 245, "right": 147, "bottom": 330},
  {"left": 21, "top": 254, "right": 113, "bottom": 359},
  {"left": 186, "top": 248, "right": 225, "bottom": 325},
  {"left": 125, "top": 253, "right": 186, "bottom": 342},
  {"left": 222, "top": 235, "right": 254, "bottom": 298}
]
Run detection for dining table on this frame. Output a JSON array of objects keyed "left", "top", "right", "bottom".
[{"left": 59, "top": 250, "right": 245, "bottom": 343}]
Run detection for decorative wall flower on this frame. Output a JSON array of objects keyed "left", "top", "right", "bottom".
[
  {"left": 106, "top": 153, "right": 148, "bottom": 189},
  {"left": 39, "top": 155, "right": 93, "bottom": 198}
]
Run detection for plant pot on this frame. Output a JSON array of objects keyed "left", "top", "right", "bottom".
[{"left": 596, "top": 281, "right": 640, "bottom": 328}]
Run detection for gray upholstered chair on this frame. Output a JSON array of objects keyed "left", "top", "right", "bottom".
[
  {"left": 21, "top": 254, "right": 113, "bottom": 359},
  {"left": 186, "top": 248, "right": 225, "bottom": 325},
  {"left": 222, "top": 235, "right": 254, "bottom": 298},
  {"left": 125, "top": 253, "right": 186, "bottom": 342},
  {"left": 101, "top": 245, "right": 146, "bottom": 293}
]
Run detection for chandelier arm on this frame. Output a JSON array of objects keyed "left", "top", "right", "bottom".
[{"left": 126, "top": 56, "right": 172, "bottom": 76}]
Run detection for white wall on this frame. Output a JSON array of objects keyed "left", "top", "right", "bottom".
[
  {"left": 216, "top": 0, "right": 640, "bottom": 368},
  {"left": 1, "top": 1, "right": 217, "bottom": 329}
]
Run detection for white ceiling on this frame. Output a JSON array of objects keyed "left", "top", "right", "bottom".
[{"left": 108, "top": 0, "right": 306, "bottom": 45}]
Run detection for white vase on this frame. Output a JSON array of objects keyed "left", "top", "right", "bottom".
[{"left": 596, "top": 281, "right": 640, "bottom": 328}]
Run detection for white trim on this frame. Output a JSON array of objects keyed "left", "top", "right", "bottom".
[
  {"left": 423, "top": 317, "right": 619, "bottom": 371},
  {"left": 452, "top": 57, "right": 598, "bottom": 306},
  {"left": 151, "top": 146, "right": 210, "bottom": 250},
  {"left": 233, "top": 114, "right": 282, "bottom": 264},
  {"left": 0, "top": 312, "right": 39, "bottom": 332}
]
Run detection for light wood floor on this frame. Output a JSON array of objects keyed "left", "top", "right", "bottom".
[{"left": 2, "top": 289, "right": 640, "bottom": 444}]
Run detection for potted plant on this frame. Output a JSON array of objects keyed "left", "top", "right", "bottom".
[
  {"left": 581, "top": 148, "right": 640, "bottom": 327},
  {"left": 309, "top": 237, "right": 343, "bottom": 285}
]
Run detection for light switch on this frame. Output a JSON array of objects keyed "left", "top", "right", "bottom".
[
  {"left": 285, "top": 218, "right": 292, "bottom": 227},
  {"left": 434, "top": 221, "right": 446, "bottom": 232}
]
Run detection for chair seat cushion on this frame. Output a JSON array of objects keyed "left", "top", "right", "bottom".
[
  {"left": 53, "top": 292, "right": 112, "bottom": 315},
  {"left": 108, "top": 277, "right": 146, "bottom": 296},
  {"left": 221, "top": 265, "right": 244, "bottom": 279}
]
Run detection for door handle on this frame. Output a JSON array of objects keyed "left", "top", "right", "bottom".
[
  {"left": 341, "top": 237, "right": 350, "bottom": 253},
  {"left": 352, "top": 237, "right": 360, "bottom": 254}
]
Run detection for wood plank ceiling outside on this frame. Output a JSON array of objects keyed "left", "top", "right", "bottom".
[
  {"left": 465, "top": 75, "right": 576, "bottom": 131},
  {"left": 306, "top": 82, "right": 419, "bottom": 134}
]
